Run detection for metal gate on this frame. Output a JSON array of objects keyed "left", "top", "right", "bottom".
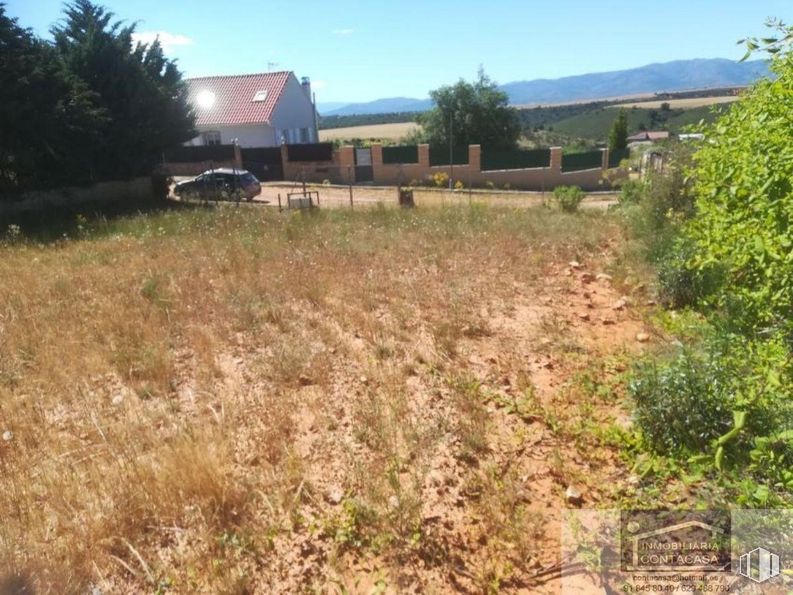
[
  {"left": 240, "top": 147, "right": 284, "bottom": 182},
  {"left": 355, "top": 148, "right": 373, "bottom": 183}
]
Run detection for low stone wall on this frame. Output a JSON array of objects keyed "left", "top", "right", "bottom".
[
  {"left": 281, "top": 143, "right": 624, "bottom": 191},
  {"left": 370, "top": 145, "right": 618, "bottom": 191},
  {"left": 281, "top": 145, "right": 354, "bottom": 184},
  {"left": 0, "top": 177, "right": 156, "bottom": 218}
]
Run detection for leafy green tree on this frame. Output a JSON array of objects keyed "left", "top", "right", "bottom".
[
  {"left": 51, "top": 0, "right": 195, "bottom": 180},
  {"left": 0, "top": 3, "right": 103, "bottom": 191},
  {"left": 418, "top": 68, "right": 520, "bottom": 150},
  {"left": 608, "top": 108, "right": 628, "bottom": 152}
]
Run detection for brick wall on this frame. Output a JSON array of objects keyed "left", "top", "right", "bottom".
[
  {"left": 370, "top": 144, "right": 620, "bottom": 191},
  {"left": 275, "top": 143, "right": 626, "bottom": 191}
]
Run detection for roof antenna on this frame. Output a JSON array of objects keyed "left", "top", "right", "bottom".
[{"left": 267, "top": 61, "right": 280, "bottom": 72}]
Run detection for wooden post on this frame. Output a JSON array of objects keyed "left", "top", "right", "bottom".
[
  {"left": 348, "top": 166, "right": 354, "bottom": 209},
  {"left": 278, "top": 193, "right": 282, "bottom": 212}
]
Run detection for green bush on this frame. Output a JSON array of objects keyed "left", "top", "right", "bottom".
[
  {"left": 622, "top": 28, "right": 793, "bottom": 503},
  {"left": 630, "top": 333, "right": 792, "bottom": 468},
  {"left": 657, "top": 237, "right": 724, "bottom": 309},
  {"left": 617, "top": 179, "right": 644, "bottom": 206},
  {"left": 553, "top": 185, "right": 585, "bottom": 212},
  {"left": 618, "top": 143, "right": 696, "bottom": 262},
  {"left": 630, "top": 348, "right": 733, "bottom": 456}
]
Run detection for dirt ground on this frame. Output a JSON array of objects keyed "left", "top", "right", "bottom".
[{"left": 0, "top": 206, "right": 648, "bottom": 593}]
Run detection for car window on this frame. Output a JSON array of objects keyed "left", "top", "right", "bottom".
[{"left": 241, "top": 173, "right": 259, "bottom": 185}]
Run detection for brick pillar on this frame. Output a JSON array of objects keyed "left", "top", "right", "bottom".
[
  {"left": 418, "top": 144, "right": 430, "bottom": 169},
  {"left": 550, "top": 146, "right": 563, "bottom": 173},
  {"left": 370, "top": 143, "right": 383, "bottom": 184},
  {"left": 601, "top": 148, "right": 609, "bottom": 170},
  {"left": 468, "top": 144, "right": 481, "bottom": 173},
  {"left": 338, "top": 146, "right": 355, "bottom": 184}
]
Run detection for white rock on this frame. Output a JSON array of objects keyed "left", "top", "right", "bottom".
[
  {"left": 326, "top": 487, "right": 344, "bottom": 505},
  {"left": 565, "top": 484, "right": 584, "bottom": 505},
  {"left": 2, "top": 430, "right": 12, "bottom": 441}
]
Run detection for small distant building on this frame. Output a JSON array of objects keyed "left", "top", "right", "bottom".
[
  {"left": 627, "top": 131, "right": 672, "bottom": 144},
  {"left": 184, "top": 71, "right": 318, "bottom": 148}
]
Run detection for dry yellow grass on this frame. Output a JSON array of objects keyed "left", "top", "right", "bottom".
[
  {"left": 611, "top": 96, "right": 740, "bottom": 109},
  {"left": 0, "top": 204, "right": 641, "bottom": 592},
  {"left": 319, "top": 122, "right": 420, "bottom": 142}
]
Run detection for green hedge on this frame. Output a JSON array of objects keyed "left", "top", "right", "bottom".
[
  {"left": 481, "top": 148, "right": 550, "bottom": 171},
  {"left": 429, "top": 146, "right": 469, "bottom": 166},
  {"left": 608, "top": 148, "right": 630, "bottom": 168},
  {"left": 382, "top": 145, "right": 419, "bottom": 164},
  {"left": 562, "top": 150, "right": 603, "bottom": 172}
]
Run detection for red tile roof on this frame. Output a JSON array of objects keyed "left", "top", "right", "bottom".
[{"left": 185, "top": 72, "right": 292, "bottom": 126}]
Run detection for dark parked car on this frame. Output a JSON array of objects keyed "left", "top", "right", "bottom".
[{"left": 174, "top": 169, "right": 261, "bottom": 201}]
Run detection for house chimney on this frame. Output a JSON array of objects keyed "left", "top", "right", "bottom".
[{"left": 301, "top": 76, "right": 311, "bottom": 98}]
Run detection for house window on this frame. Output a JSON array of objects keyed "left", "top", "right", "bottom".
[
  {"left": 252, "top": 90, "right": 268, "bottom": 102},
  {"left": 299, "top": 127, "right": 309, "bottom": 143},
  {"left": 202, "top": 131, "right": 221, "bottom": 146}
]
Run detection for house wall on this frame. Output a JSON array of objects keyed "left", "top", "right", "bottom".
[
  {"left": 185, "top": 123, "right": 276, "bottom": 148},
  {"left": 184, "top": 74, "right": 317, "bottom": 148},
  {"left": 270, "top": 75, "right": 318, "bottom": 144}
]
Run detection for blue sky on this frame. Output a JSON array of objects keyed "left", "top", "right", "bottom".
[{"left": 5, "top": 0, "right": 789, "bottom": 103}]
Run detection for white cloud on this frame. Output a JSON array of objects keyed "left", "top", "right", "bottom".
[
  {"left": 332, "top": 28, "right": 354, "bottom": 36},
  {"left": 132, "top": 31, "right": 194, "bottom": 53},
  {"left": 312, "top": 80, "right": 328, "bottom": 90}
]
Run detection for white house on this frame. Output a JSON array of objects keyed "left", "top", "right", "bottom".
[{"left": 184, "top": 71, "right": 318, "bottom": 148}]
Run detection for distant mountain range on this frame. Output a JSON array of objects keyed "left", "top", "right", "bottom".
[
  {"left": 318, "top": 97, "right": 432, "bottom": 117},
  {"left": 318, "top": 58, "right": 770, "bottom": 116}
]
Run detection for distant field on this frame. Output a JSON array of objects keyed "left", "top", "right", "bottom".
[
  {"left": 319, "top": 122, "right": 420, "bottom": 141},
  {"left": 612, "top": 96, "right": 741, "bottom": 109},
  {"left": 552, "top": 104, "right": 728, "bottom": 140}
]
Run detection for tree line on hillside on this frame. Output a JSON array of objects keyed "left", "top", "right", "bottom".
[
  {"left": 321, "top": 96, "right": 727, "bottom": 148},
  {"left": 0, "top": 1, "right": 195, "bottom": 196},
  {"left": 318, "top": 112, "right": 419, "bottom": 130}
]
